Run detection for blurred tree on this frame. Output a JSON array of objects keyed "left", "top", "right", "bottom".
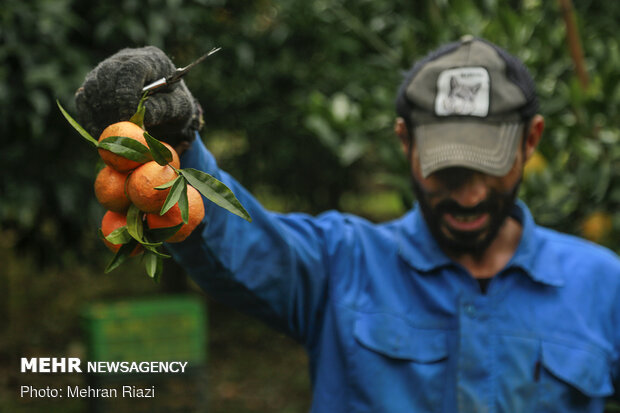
[{"left": 0, "top": 0, "right": 618, "bottom": 271}]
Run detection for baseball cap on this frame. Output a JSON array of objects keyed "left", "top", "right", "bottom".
[{"left": 396, "top": 36, "right": 539, "bottom": 178}]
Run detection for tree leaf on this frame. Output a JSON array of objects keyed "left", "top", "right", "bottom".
[
  {"left": 145, "top": 223, "right": 183, "bottom": 242},
  {"left": 178, "top": 181, "right": 189, "bottom": 224},
  {"left": 56, "top": 100, "right": 98, "bottom": 146},
  {"left": 142, "top": 244, "right": 172, "bottom": 258},
  {"left": 160, "top": 176, "right": 186, "bottom": 215},
  {"left": 154, "top": 176, "right": 179, "bottom": 190},
  {"left": 102, "top": 226, "right": 132, "bottom": 245},
  {"left": 126, "top": 204, "right": 144, "bottom": 241},
  {"left": 143, "top": 250, "right": 162, "bottom": 281},
  {"left": 180, "top": 168, "right": 252, "bottom": 222},
  {"left": 98, "top": 136, "right": 152, "bottom": 163},
  {"left": 144, "top": 131, "right": 173, "bottom": 166},
  {"left": 97, "top": 228, "right": 106, "bottom": 242},
  {"left": 129, "top": 92, "right": 149, "bottom": 129},
  {"left": 104, "top": 241, "right": 138, "bottom": 273},
  {"left": 137, "top": 239, "right": 163, "bottom": 248}
]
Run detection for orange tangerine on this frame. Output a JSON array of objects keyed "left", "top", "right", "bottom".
[
  {"left": 98, "top": 121, "right": 148, "bottom": 172},
  {"left": 163, "top": 142, "right": 181, "bottom": 169},
  {"left": 582, "top": 211, "right": 612, "bottom": 243},
  {"left": 146, "top": 185, "right": 205, "bottom": 243},
  {"left": 126, "top": 161, "right": 178, "bottom": 213},
  {"left": 100, "top": 210, "right": 143, "bottom": 256},
  {"left": 94, "top": 166, "right": 131, "bottom": 212}
]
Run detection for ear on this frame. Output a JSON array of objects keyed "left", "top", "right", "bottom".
[
  {"left": 394, "top": 117, "right": 411, "bottom": 155},
  {"left": 524, "top": 114, "right": 544, "bottom": 161}
]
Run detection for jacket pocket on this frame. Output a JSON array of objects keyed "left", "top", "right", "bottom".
[
  {"left": 354, "top": 312, "right": 448, "bottom": 362},
  {"left": 540, "top": 340, "right": 614, "bottom": 397},
  {"left": 536, "top": 340, "right": 614, "bottom": 412},
  {"left": 349, "top": 312, "right": 449, "bottom": 412}
]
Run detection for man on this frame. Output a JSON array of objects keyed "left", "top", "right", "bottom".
[{"left": 76, "top": 36, "right": 620, "bottom": 412}]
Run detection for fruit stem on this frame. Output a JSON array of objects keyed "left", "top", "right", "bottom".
[{"left": 129, "top": 92, "right": 150, "bottom": 129}]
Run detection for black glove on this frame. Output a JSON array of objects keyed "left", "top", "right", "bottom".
[{"left": 75, "top": 46, "right": 203, "bottom": 146}]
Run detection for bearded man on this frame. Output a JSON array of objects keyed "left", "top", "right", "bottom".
[{"left": 77, "top": 36, "right": 620, "bottom": 412}]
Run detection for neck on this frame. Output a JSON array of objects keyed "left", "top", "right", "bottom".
[{"left": 449, "top": 216, "right": 523, "bottom": 279}]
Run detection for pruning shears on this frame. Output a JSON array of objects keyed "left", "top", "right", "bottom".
[{"left": 142, "top": 47, "right": 222, "bottom": 94}]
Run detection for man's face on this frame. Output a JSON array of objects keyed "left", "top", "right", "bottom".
[{"left": 408, "top": 137, "right": 526, "bottom": 258}]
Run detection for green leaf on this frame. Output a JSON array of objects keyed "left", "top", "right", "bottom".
[
  {"left": 142, "top": 244, "right": 172, "bottom": 258},
  {"left": 137, "top": 239, "right": 163, "bottom": 248},
  {"left": 180, "top": 168, "right": 252, "bottom": 222},
  {"left": 98, "top": 136, "right": 152, "bottom": 163},
  {"left": 104, "top": 241, "right": 138, "bottom": 273},
  {"left": 56, "top": 100, "right": 98, "bottom": 146},
  {"left": 144, "top": 250, "right": 163, "bottom": 281},
  {"left": 154, "top": 177, "right": 179, "bottom": 190},
  {"left": 160, "top": 176, "right": 186, "bottom": 215},
  {"left": 145, "top": 223, "right": 183, "bottom": 242},
  {"left": 178, "top": 182, "right": 189, "bottom": 224},
  {"left": 101, "top": 226, "right": 132, "bottom": 245},
  {"left": 144, "top": 131, "right": 173, "bottom": 166},
  {"left": 126, "top": 204, "right": 144, "bottom": 242},
  {"left": 130, "top": 92, "right": 149, "bottom": 128}
]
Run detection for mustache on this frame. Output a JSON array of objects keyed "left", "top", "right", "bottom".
[
  {"left": 430, "top": 182, "right": 520, "bottom": 218},
  {"left": 434, "top": 198, "right": 496, "bottom": 216}
]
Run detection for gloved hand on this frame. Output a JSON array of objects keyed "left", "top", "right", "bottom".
[{"left": 75, "top": 46, "right": 203, "bottom": 147}]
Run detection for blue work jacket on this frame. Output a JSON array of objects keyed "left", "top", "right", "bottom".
[{"left": 167, "top": 137, "right": 620, "bottom": 412}]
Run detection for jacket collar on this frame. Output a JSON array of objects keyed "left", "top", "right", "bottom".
[
  {"left": 505, "top": 201, "right": 564, "bottom": 286},
  {"left": 397, "top": 200, "right": 565, "bottom": 287},
  {"left": 397, "top": 203, "right": 452, "bottom": 272}
]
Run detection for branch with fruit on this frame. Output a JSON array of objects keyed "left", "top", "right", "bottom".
[{"left": 57, "top": 94, "right": 251, "bottom": 281}]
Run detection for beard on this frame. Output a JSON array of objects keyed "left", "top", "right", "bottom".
[{"left": 412, "top": 177, "right": 521, "bottom": 258}]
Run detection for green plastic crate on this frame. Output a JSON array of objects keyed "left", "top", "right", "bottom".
[{"left": 82, "top": 295, "right": 207, "bottom": 364}]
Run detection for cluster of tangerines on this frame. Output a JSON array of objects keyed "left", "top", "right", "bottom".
[
  {"left": 57, "top": 96, "right": 250, "bottom": 279},
  {"left": 96, "top": 120, "right": 204, "bottom": 247}
]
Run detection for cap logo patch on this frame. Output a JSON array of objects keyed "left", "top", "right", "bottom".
[{"left": 435, "top": 67, "right": 490, "bottom": 117}]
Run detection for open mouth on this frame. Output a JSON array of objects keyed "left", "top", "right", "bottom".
[{"left": 443, "top": 212, "right": 490, "bottom": 232}]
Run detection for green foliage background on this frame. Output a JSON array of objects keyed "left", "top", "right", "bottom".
[
  {"left": 1, "top": 0, "right": 618, "bottom": 263},
  {"left": 0, "top": 0, "right": 619, "bottom": 411}
]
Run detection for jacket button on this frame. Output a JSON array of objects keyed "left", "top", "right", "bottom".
[{"left": 464, "top": 304, "right": 476, "bottom": 317}]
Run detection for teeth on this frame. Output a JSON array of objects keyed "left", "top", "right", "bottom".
[{"left": 452, "top": 214, "right": 481, "bottom": 222}]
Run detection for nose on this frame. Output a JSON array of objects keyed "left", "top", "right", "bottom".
[
  {"left": 434, "top": 168, "right": 488, "bottom": 207},
  {"left": 452, "top": 172, "right": 488, "bottom": 207}
]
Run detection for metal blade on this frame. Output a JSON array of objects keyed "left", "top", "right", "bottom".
[{"left": 142, "top": 47, "right": 222, "bottom": 93}]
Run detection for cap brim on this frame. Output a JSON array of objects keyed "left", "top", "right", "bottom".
[{"left": 415, "top": 122, "right": 523, "bottom": 178}]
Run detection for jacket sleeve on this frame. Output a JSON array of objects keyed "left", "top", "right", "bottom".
[{"left": 165, "top": 135, "right": 347, "bottom": 345}]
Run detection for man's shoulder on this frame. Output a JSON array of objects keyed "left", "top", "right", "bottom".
[{"left": 533, "top": 224, "right": 620, "bottom": 273}]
